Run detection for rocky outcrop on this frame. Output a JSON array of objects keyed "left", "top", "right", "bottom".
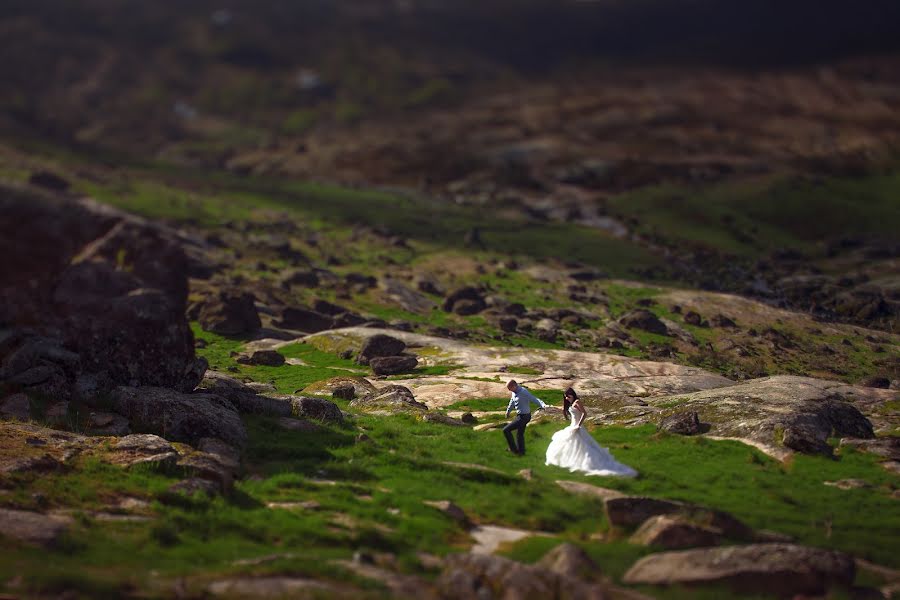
[
  {"left": 110, "top": 386, "right": 246, "bottom": 448},
  {"left": 302, "top": 376, "right": 376, "bottom": 399},
  {"left": 657, "top": 411, "right": 704, "bottom": 435},
  {"left": 349, "top": 385, "right": 427, "bottom": 415},
  {"left": 645, "top": 376, "right": 878, "bottom": 457},
  {"left": 0, "top": 184, "right": 205, "bottom": 400},
  {"left": 275, "top": 308, "right": 333, "bottom": 332},
  {"left": 623, "top": 543, "right": 855, "bottom": 596}
]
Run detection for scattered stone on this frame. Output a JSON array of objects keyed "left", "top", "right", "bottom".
[
  {"left": 473, "top": 422, "right": 504, "bottom": 432},
  {"left": 332, "top": 385, "right": 356, "bottom": 400},
  {"left": 109, "top": 434, "right": 179, "bottom": 469},
  {"left": 177, "top": 451, "right": 237, "bottom": 492},
  {"left": 0, "top": 508, "right": 70, "bottom": 547},
  {"left": 424, "top": 500, "right": 472, "bottom": 529},
  {"left": 370, "top": 355, "right": 419, "bottom": 375},
  {"left": 196, "top": 437, "right": 241, "bottom": 470},
  {"left": 710, "top": 314, "right": 737, "bottom": 328},
  {"left": 683, "top": 311, "right": 703, "bottom": 326},
  {"left": 518, "top": 468, "right": 533, "bottom": 481},
  {"left": 658, "top": 411, "right": 704, "bottom": 435},
  {"left": 197, "top": 291, "right": 261, "bottom": 336},
  {"left": 618, "top": 309, "right": 668, "bottom": 335},
  {"left": 275, "top": 307, "right": 333, "bottom": 333},
  {"left": 357, "top": 334, "right": 407, "bottom": 365},
  {"left": 290, "top": 396, "right": 343, "bottom": 423},
  {"left": 824, "top": 479, "right": 873, "bottom": 490},
  {"left": 460, "top": 412, "right": 477, "bottom": 424},
  {"left": 168, "top": 477, "right": 220, "bottom": 497},
  {"left": 536, "top": 542, "right": 601, "bottom": 581},
  {"left": 422, "top": 412, "right": 467, "bottom": 426},
  {"left": 858, "top": 376, "right": 891, "bottom": 389},
  {"left": 438, "top": 552, "right": 606, "bottom": 599},
  {"left": 630, "top": 515, "right": 725, "bottom": 549},
  {"left": 442, "top": 287, "right": 486, "bottom": 315},
  {"left": 555, "top": 480, "right": 626, "bottom": 501},
  {"left": 302, "top": 376, "right": 376, "bottom": 398},
  {"left": 207, "top": 577, "right": 339, "bottom": 598},
  {"left": 197, "top": 371, "right": 290, "bottom": 416},
  {"left": 85, "top": 411, "right": 130, "bottom": 436},
  {"left": 110, "top": 386, "right": 246, "bottom": 448},
  {"left": 277, "top": 268, "right": 319, "bottom": 289},
  {"left": 623, "top": 543, "right": 855, "bottom": 596},
  {"left": 236, "top": 350, "right": 285, "bottom": 366}
]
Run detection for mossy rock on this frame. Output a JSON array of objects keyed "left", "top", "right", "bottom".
[
  {"left": 304, "top": 332, "right": 363, "bottom": 357},
  {"left": 301, "top": 376, "right": 376, "bottom": 398}
]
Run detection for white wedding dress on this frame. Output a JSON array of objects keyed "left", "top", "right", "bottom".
[{"left": 545, "top": 405, "right": 638, "bottom": 477}]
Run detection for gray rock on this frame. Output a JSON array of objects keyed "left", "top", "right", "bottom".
[
  {"left": 0, "top": 508, "right": 70, "bottom": 547},
  {"left": 423, "top": 500, "right": 472, "bottom": 529},
  {"left": 109, "top": 434, "right": 179, "bottom": 469},
  {"left": 422, "top": 412, "right": 467, "bottom": 426},
  {"left": 111, "top": 386, "right": 246, "bottom": 448},
  {"left": 275, "top": 308, "right": 333, "bottom": 333},
  {"left": 658, "top": 411, "right": 704, "bottom": 435},
  {"left": 438, "top": 552, "right": 606, "bottom": 600},
  {"left": 623, "top": 543, "right": 855, "bottom": 596},
  {"left": 357, "top": 334, "right": 407, "bottom": 365},
  {"left": 302, "top": 376, "right": 376, "bottom": 398},
  {"left": 197, "top": 371, "right": 292, "bottom": 417},
  {"left": 442, "top": 287, "right": 486, "bottom": 315},
  {"left": 349, "top": 385, "right": 427, "bottom": 415},
  {"left": 85, "top": 411, "right": 131, "bottom": 436},
  {"left": 197, "top": 291, "right": 261, "bottom": 336},
  {"left": 536, "top": 542, "right": 601, "bottom": 581},
  {"left": 236, "top": 350, "right": 285, "bottom": 366},
  {"left": 629, "top": 515, "right": 725, "bottom": 549},
  {"left": 370, "top": 355, "right": 419, "bottom": 375},
  {"left": 290, "top": 396, "right": 343, "bottom": 423},
  {"left": 618, "top": 309, "right": 669, "bottom": 335},
  {"left": 332, "top": 385, "right": 355, "bottom": 400}
]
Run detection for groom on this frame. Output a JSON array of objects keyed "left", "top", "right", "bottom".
[{"left": 503, "top": 380, "right": 548, "bottom": 455}]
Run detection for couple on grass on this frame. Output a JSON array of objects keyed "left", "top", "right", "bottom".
[{"left": 503, "top": 380, "right": 637, "bottom": 477}]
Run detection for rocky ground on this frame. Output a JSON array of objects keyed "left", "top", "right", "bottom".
[
  {"left": 1, "top": 3, "right": 899, "bottom": 596},
  {"left": 1, "top": 164, "right": 898, "bottom": 599}
]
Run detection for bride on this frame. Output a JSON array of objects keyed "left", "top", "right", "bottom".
[{"left": 545, "top": 388, "right": 637, "bottom": 477}]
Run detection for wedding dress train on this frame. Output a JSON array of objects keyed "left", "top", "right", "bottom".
[{"left": 545, "top": 406, "right": 637, "bottom": 477}]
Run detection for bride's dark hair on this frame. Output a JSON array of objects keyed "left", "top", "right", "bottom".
[{"left": 563, "top": 387, "right": 577, "bottom": 419}]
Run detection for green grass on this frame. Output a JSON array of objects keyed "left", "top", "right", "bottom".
[
  {"left": 608, "top": 173, "right": 900, "bottom": 256},
  {"left": 3, "top": 411, "right": 898, "bottom": 598},
  {"left": 445, "top": 391, "right": 565, "bottom": 413}
]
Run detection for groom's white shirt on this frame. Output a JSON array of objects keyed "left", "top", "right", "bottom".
[{"left": 506, "top": 386, "right": 547, "bottom": 417}]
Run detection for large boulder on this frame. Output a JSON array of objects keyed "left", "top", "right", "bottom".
[
  {"left": 658, "top": 411, "right": 704, "bottom": 435},
  {"left": 370, "top": 355, "right": 419, "bottom": 375},
  {"left": 0, "top": 184, "right": 204, "bottom": 396},
  {"left": 110, "top": 386, "right": 246, "bottom": 448},
  {"left": 357, "top": 334, "right": 407, "bottom": 365},
  {"left": 629, "top": 514, "right": 725, "bottom": 549},
  {"left": 623, "top": 543, "right": 855, "bottom": 596},
  {"left": 197, "top": 291, "right": 261, "bottom": 336}
]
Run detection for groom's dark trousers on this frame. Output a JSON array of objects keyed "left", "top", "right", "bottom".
[{"left": 503, "top": 413, "right": 531, "bottom": 455}]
